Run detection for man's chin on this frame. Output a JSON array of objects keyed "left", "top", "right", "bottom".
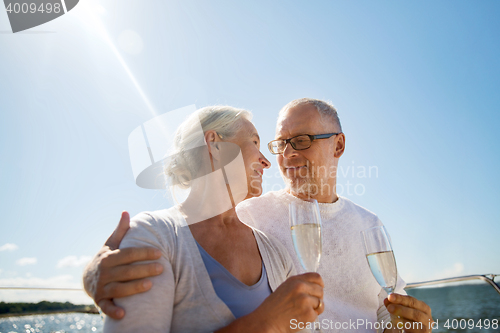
[{"left": 287, "top": 180, "right": 318, "bottom": 196}]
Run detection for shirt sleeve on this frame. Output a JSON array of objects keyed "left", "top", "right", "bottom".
[
  {"left": 103, "top": 213, "right": 175, "bottom": 333},
  {"left": 282, "top": 241, "right": 297, "bottom": 278}
]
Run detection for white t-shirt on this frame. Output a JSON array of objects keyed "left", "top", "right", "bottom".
[{"left": 236, "top": 190, "right": 406, "bottom": 333}]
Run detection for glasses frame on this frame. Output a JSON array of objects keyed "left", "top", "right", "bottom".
[{"left": 267, "top": 132, "right": 340, "bottom": 155}]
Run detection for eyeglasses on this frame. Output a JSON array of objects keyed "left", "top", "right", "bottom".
[{"left": 267, "top": 133, "right": 340, "bottom": 155}]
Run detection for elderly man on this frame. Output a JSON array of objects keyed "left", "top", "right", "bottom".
[{"left": 84, "top": 98, "right": 432, "bottom": 332}]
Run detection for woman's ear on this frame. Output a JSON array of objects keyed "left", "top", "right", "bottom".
[{"left": 205, "top": 130, "right": 221, "bottom": 161}]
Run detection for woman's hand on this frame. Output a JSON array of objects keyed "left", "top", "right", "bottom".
[
  {"left": 82, "top": 211, "right": 164, "bottom": 319},
  {"left": 217, "top": 273, "right": 324, "bottom": 333}
]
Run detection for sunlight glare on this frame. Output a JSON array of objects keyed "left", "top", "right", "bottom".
[{"left": 71, "top": 0, "right": 157, "bottom": 117}]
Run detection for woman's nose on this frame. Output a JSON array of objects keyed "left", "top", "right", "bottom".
[{"left": 260, "top": 153, "right": 271, "bottom": 169}]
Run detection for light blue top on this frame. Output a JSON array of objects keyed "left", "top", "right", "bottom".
[{"left": 196, "top": 241, "right": 273, "bottom": 318}]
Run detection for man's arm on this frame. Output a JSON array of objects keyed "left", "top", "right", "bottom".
[
  {"left": 87, "top": 213, "right": 325, "bottom": 332},
  {"left": 82, "top": 211, "right": 164, "bottom": 319}
]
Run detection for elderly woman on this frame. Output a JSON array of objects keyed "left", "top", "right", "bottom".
[{"left": 95, "top": 106, "right": 323, "bottom": 333}]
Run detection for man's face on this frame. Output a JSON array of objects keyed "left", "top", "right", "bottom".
[{"left": 275, "top": 103, "right": 344, "bottom": 201}]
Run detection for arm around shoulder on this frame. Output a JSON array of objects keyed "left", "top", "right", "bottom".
[{"left": 103, "top": 214, "right": 175, "bottom": 333}]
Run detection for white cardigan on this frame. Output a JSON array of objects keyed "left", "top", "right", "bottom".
[{"left": 104, "top": 206, "right": 295, "bottom": 333}]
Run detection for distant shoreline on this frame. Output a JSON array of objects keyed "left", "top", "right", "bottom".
[
  {"left": 0, "top": 308, "right": 99, "bottom": 318},
  {"left": 0, "top": 301, "right": 98, "bottom": 318}
]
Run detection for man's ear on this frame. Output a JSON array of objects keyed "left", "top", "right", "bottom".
[{"left": 334, "top": 133, "right": 345, "bottom": 158}]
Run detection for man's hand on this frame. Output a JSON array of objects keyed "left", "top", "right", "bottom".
[
  {"left": 82, "top": 211, "right": 164, "bottom": 319},
  {"left": 384, "top": 294, "right": 433, "bottom": 333}
]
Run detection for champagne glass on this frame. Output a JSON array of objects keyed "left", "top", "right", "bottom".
[
  {"left": 361, "top": 226, "right": 400, "bottom": 329},
  {"left": 361, "top": 226, "right": 397, "bottom": 295},
  {"left": 289, "top": 199, "right": 322, "bottom": 332}
]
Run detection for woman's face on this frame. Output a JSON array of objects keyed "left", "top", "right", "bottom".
[{"left": 227, "top": 119, "right": 270, "bottom": 200}]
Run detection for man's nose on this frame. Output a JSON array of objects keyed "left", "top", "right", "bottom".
[{"left": 282, "top": 142, "right": 298, "bottom": 159}]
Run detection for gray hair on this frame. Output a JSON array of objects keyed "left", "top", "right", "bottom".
[
  {"left": 165, "top": 105, "right": 252, "bottom": 189},
  {"left": 278, "top": 98, "right": 342, "bottom": 132}
]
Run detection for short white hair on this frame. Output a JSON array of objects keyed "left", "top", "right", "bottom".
[
  {"left": 279, "top": 98, "right": 342, "bottom": 132},
  {"left": 165, "top": 105, "right": 252, "bottom": 188}
]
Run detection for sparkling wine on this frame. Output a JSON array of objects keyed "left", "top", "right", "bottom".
[
  {"left": 366, "top": 250, "right": 397, "bottom": 294},
  {"left": 291, "top": 223, "right": 322, "bottom": 272}
]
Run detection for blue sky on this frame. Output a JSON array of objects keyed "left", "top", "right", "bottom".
[{"left": 1, "top": 0, "right": 499, "bottom": 304}]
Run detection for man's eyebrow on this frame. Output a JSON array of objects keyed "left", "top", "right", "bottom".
[
  {"left": 252, "top": 133, "right": 260, "bottom": 141},
  {"left": 276, "top": 133, "right": 305, "bottom": 139}
]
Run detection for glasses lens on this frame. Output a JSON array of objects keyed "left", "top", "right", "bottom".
[
  {"left": 269, "top": 140, "right": 285, "bottom": 154},
  {"left": 291, "top": 135, "right": 311, "bottom": 150}
]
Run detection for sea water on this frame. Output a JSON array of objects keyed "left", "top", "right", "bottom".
[
  {"left": 0, "top": 313, "right": 102, "bottom": 333},
  {"left": 406, "top": 283, "right": 500, "bottom": 333},
  {"left": 1, "top": 284, "right": 498, "bottom": 332}
]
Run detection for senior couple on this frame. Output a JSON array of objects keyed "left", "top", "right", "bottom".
[{"left": 83, "top": 98, "right": 433, "bottom": 332}]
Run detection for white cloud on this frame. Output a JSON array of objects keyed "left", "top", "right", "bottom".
[
  {"left": 433, "top": 262, "right": 465, "bottom": 280},
  {"left": 0, "top": 243, "right": 19, "bottom": 251},
  {"left": 0, "top": 274, "right": 75, "bottom": 287},
  {"left": 0, "top": 270, "right": 18, "bottom": 278},
  {"left": 0, "top": 274, "right": 92, "bottom": 304},
  {"left": 16, "top": 257, "right": 37, "bottom": 266},
  {"left": 57, "top": 255, "right": 92, "bottom": 268}
]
